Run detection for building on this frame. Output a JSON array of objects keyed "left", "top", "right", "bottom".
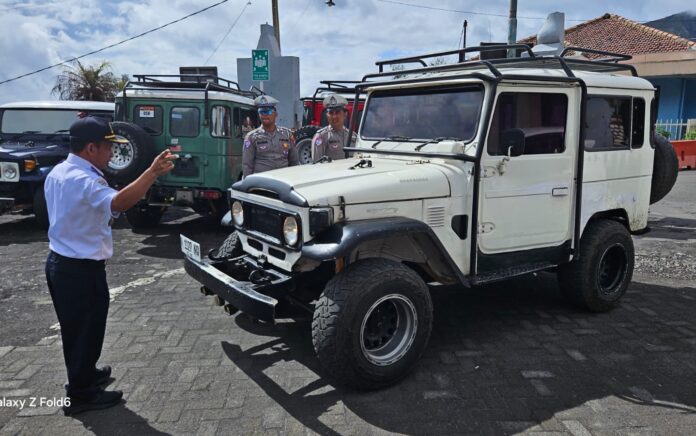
[{"left": 520, "top": 13, "right": 696, "bottom": 139}]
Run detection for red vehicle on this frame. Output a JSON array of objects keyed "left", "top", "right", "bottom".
[{"left": 295, "top": 80, "right": 365, "bottom": 164}]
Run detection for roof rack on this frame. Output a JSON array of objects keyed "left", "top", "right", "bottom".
[
  {"left": 363, "top": 44, "right": 637, "bottom": 86},
  {"left": 128, "top": 74, "right": 259, "bottom": 98}
]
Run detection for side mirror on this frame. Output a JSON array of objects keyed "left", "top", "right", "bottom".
[{"left": 501, "top": 128, "right": 525, "bottom": 157}]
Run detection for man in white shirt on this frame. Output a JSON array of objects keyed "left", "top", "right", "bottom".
[{"left": 44, "top": 115, "right": 176, "bottom": 415}]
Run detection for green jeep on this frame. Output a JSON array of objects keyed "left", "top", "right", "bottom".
[{"left": 110, "top": 74, "right": 260, "bottom": 227}]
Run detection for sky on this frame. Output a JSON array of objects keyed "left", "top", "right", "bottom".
[{"left": 0, "top": 0, "right": 694, "bottom": 105}]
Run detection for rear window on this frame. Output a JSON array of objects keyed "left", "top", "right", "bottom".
[
  {"left": 584, "top": 96, "right": 645, "bottom": 150},
  {"left": 170, "top": 107, "right": 200, "bottom": 137},
  {"left": 133, "top": 105, "right": 163, "bottom": 135}
]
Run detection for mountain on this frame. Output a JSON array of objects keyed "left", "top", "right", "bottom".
[{"left": 645, "top": 11, "right": 696, "bottom": 41}]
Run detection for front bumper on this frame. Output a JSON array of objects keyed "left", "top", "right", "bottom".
[
  {"left": 183, "top": 254, "right": 292, "bottom": 322},
  {"left": 0, "top": 197, "right": 14, "bottom": 214}
]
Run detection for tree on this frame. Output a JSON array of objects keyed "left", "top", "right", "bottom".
[{"left": 51, "top": 60, "right": 126, "bottom": 102}]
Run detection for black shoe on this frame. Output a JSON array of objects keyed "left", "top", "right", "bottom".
[
  {"left": 95, "top": 365, "right": 112, "bottom": 386},
  {"left": 63, "top": 390, "right": 123, "bottom": 416}
]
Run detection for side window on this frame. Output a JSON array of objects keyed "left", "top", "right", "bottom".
[
  {"left": 170, "top": 107, "right": 199, "bottom": 137},
  {"left": 584, "top": 96, "right": 644, "bottom": 150},
  {"left": 211, "top": 106, "right": 231, "bottom": 138},
  {"left": 487, "top": 92, "right": 568, "bottom": 156},
  {"left": 632, "top": 98, "right": 645, "bottom": 148},
  {"left": 133, "top": 105, "right": 163, "bottom": 135},
  {"left": 233, "top": 108, "right": 259, "bottom": 138}
]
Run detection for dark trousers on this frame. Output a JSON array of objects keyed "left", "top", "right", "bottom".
[{"left": 45, "top": 251, "right": 109, "bottom": 400}]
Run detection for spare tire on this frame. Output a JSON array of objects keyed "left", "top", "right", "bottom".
[
  {"left": 105, "top": 122, "right": 156, "bottom": 184},
  {"left": 650, "top": 134, "right": 678, "bottom": 204}
]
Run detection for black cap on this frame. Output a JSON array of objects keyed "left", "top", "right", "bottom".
[{"left": 69, "top": 116, "right": 128, "bottom": 144}]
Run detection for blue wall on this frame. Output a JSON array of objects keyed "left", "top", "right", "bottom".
[
  {"left": 684, "top": 80, "right": 696, "bottom": 120},
  {"left": 649, "top": 78, "right": 685, "bottom": 121}
]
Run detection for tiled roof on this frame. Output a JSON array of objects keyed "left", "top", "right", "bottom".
[{"left": 519, "top": 13, "right": 696, "bottom": 56}]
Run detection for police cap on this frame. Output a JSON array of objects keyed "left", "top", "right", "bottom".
[
  {"left": 69, "top": 115, "right": 128, "bottom": 144},
  {"left": 254, "top": 95, "right": 279, "bottom": 108},
  {"left": 323, "top": 93, "right": 348, "bottom": 110}
]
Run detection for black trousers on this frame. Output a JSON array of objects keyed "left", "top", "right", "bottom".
[{"left": 45, "top": 251, "right": 109, "bottom": 400}]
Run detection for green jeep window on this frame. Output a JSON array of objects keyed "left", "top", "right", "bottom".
[
  {"left": 170, "top": 107, "right": 200, "bottom": 137},
  {"left": 211, "top": 106, "right": 231, "bottom": 137},
  {"left": 234, "top": 108, "right": 259, "bottom": 138},
  {"left": 133, "top": 105, "right": 162, "bottom": 135}
]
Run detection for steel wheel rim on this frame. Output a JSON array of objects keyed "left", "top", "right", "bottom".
[
  {"left": 298, "top": 140, "right": 312, "bottom": 165},
  {"left": 360, "top": 294, "right": 418, "bottom": 366},
  {"left": 109, "top": 136, "right": 134, "bottom": 170},
  {"left": 597, "top": 243, "right": 627, "bottom": 296}
]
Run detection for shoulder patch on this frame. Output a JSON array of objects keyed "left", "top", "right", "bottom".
[
  {"left": 96, "top": 178, "right": 108, "bottom": 186},
  {"left": 244, "top": 139, "right": 252, "bottom": 149},
  {"left": 314, "top": 137, "right": 322, "bottom": 146}
]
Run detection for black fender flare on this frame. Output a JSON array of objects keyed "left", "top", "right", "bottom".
[{"left": 301, "top": 217, "right": 468, "bottom": 285}]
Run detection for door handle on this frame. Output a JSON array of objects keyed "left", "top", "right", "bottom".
[{"left": 552, "top": 187, "right": 569, "bottom": 197}]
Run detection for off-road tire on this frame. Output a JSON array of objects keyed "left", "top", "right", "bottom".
[
  {"left": 557, "top": 220, "right": 634, "bottom": 312},
  {"left": 105, "top": 122, "right": 156, "bottom": 184},
  {"left": 312, "top": 259, "right": 433, "bottom": 390},
  {"left": 296, "top": 138, "right": 314, "bottom": 165},
  {"left": 33, "top": 186, "right": 49, "bottom": 229},
  {"left": 125, "top": 204, "right": 164, "bottom": 228},
  {"left": 208, "top": 231, "right": 242, "bottom": 260},
  {"left": 650, "top": 133, "right": 678, "bottom": 204}
]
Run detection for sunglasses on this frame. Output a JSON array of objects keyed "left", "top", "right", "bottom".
[{"left": 257, "top": 108, "right": 275, "bottom": 115}]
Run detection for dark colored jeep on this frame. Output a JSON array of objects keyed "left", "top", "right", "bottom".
[{"left": 0, "top": 101, "right": 115, "bottom": 227}]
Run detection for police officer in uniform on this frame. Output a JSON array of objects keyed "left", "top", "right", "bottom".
[
  {"left": 44, "top": 116, "right": 177, "bottom": 415},
  {"left": 242, "top": 95, "right": 299, "bottom": 177},
  {"left": 311, "top": 93, "right": 357, "bottom": 163}
]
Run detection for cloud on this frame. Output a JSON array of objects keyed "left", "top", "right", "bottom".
[{"left": 0, "top": 0, "right": 691, "bottom": 105}]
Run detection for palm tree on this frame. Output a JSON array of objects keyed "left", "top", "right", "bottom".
[{"left": 51, "top": 60, "right": 125, "bottom": 102}]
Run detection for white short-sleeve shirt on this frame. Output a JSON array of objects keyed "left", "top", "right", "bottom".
[{"left": 45, "top": 154, "right": 119, "bottom": 260}]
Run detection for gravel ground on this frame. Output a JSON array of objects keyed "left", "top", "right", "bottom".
[{"left": 633, "top": 171, "right": 696, "bottom": 283}]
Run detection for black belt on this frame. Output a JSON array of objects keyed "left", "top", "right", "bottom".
[{"left": 49, "top": 251, "right": 106, "bottom": 268}]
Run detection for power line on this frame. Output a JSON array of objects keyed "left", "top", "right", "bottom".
[
  {"left": 0, "top": 0, "right": 231, "bottom": 86},
  {"left": 204, "top": 1, "right": 251, "bottom": 65},
  {"left": 373, "top": 0, "right": 683, "bottom": 23}
]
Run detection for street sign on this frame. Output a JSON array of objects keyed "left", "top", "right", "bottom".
[{"left": 252, "top": 49, "right": 269, "bottom": 81}]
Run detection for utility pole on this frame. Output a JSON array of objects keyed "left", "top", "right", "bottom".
[
  {"left": 272, "top": 0, "right": 281, "bottom": 52},
  {"left": 507, "top": 0, "right": 517, "bottom": 57}
]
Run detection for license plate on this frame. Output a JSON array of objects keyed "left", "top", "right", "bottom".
[
  {"left": 175, "top": 190, "right": 194, "bottom": 203},
  {"left": 180, "top": 234, "right": 201, "bottom": 262}
]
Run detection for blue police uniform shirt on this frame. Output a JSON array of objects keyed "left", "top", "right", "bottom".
[{"left": 45, "top": 154, "right": 119, "bottom": 260}]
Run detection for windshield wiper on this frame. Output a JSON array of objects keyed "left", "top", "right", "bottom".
[
  {"left": 371, "top": 135, "right": 412, "bottom": 149},
  {"left": 11, "top": 131, "right": 41, "bottom": 140},
  {"left": 45, "top": 129, "right": 70, "bottom": 140},
  {"left": 414, "top": 136, "right": 462, "bottom": 151}
]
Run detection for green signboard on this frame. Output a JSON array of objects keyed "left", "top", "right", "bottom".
[{"left": 252, "top": 49, "right": 269, "bottom": 81}]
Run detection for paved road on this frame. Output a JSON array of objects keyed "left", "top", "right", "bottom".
[{"left": 0, "top": 172, "right": 694, "bottom": 435}]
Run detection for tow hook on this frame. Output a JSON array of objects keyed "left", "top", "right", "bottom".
[
  {"left": 224, "top": 304, "right": 239, "bottom": 315},
  {"left": 249, "top": 268, "right": 271, "bottom": 284}
]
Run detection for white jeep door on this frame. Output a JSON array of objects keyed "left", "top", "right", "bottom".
[{"left": 478, "top": 86, "right": 580, "bottom": 254}]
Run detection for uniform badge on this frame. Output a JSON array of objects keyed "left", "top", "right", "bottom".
[
  {"left": 244, "top": 139, "right": 251, "bottom": 149},
  {"left": 315, "top": 138, "right": 322, "bottom": 146},
  {"left": 282, "top": 142, "right": 289, "bottom": 149}
]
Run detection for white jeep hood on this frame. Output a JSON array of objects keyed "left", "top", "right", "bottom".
[{"left": 240, "top": 159, "right": 451, "bottom": 205}]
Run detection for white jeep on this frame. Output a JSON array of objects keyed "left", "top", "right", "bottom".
[{"left": 182, "top": 44, "right": 677, "bottom": 389}]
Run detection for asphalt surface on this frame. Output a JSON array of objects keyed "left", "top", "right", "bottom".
[{"left": 0, "top": 171, "right": 694, "bottom": 435}]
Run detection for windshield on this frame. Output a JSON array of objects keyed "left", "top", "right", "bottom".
[
  {"left": 360, "top": 86, "right": 484, "bottom": 141},
  {"left": 0, "top": 109, "right": 111, "bottom": 134}
]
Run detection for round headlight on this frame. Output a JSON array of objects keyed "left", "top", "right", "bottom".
[
  {"left": 232, "top": 201, "right": 244, "bottom": 226},
  {"left": 283, "top": 216, "right": 299, "bottom": 246},
  {"left": 4, "top": 166, "right": 17, "bottom": 180}
]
